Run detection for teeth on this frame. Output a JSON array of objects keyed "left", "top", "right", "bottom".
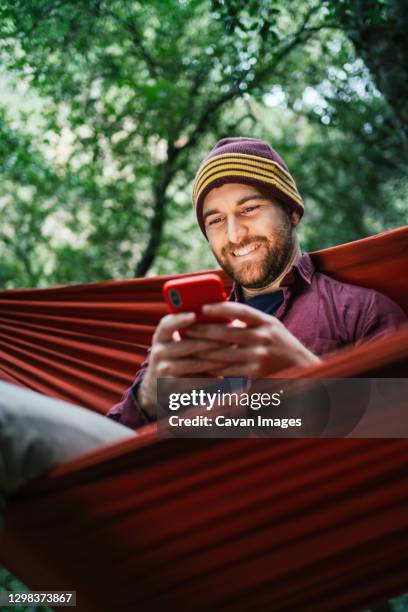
[{"left": 232, "top": 244, "right": 259, "bottom": 257}]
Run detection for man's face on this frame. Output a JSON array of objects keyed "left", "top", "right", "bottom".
[{"left": 202, "top": 183, "right": 299, "bottom": 289}]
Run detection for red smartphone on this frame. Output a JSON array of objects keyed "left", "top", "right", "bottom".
[{"left": 162, "top": 273, "right": 230, "bottom": 337}]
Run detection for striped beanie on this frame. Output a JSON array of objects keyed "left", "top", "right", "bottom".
[{"left": 192, "top": 137, "right": 304, "bottom": 237}]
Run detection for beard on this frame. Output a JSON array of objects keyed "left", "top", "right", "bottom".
[{"left": 212, "top": 215, "right": 294, "bottom": 289}]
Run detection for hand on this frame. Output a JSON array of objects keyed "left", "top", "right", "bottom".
[
  {"left": 137, "top": 311, "right": 229, "bottom": 419},
  {"left": 185, "top": 302, "right": 321, "bottom": 377}
]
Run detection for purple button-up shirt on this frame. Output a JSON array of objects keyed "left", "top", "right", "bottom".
[{"left": 107, "top": 254, "right": 406, "bottom": 428}]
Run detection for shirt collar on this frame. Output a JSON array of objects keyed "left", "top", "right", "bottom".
[{"left": 229, "top": 252, "right": 315, "bottom": 302}]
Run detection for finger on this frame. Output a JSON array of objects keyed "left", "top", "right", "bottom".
[
  {"left": 231, "top": 318, "right": 247, "bottom": 328},
  {"left": 185, "top": 323, "right": 263, "bottom": 346},
  {"left": 156, "top": 339, "right": 227, "bottom": 360},
  {"left": 202, "top": 302, "right": 268, "bottom": 326},
  {"left": 155, "top": 312, "right": 196, "bottom": 342},
  {"left": 208, "top": 362, "right": 259, "bottom": 377},
  {"left": 158, "top": 358, "right": 228, "bottom": 377},
  {"left": 197, "top": 345, "right": 267, "bottom": 363}
]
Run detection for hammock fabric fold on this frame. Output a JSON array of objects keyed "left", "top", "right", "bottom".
[{"left": 0, "top": 226, "right": 408, "bottom": 611}]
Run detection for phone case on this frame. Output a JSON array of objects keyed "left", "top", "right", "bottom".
[{"left": 162, "top": 273, "right": 229, "bottom": 336}]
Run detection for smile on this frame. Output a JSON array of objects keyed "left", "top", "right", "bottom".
[{"left": 231, "top": 243, "right": 261, "bottom": 258}]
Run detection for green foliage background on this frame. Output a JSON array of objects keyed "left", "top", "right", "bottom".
[
  {"left": 0, "top": 0, "right": 407, "bottom": 609},
  {"left": 0, "top": 0, "right": 406, "bottom": 289}
]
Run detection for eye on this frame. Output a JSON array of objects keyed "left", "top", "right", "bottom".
[
  {"left": 207, "top": 216, "right": 224, "bottom": 227},
  {"left": 242, "top": 205, "right": 260, "bottom": 214}
]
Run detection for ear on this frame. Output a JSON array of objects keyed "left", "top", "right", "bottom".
[{"left": 290, "top": 210, "right": 301, "bottom": 226}]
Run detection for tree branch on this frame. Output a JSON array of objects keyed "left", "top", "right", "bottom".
[
  {"left": 104, "top": 8, "right": 161, "bottom": 78},
  {"left": 135, "top": 143, "right": 180, "bottom": 276}
]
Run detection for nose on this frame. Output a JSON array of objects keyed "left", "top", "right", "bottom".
[{"left": 226, "top": 215, "right": 248, "bottom": 245}]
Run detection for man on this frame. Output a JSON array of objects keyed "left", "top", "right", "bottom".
[{"left": 107, "top": 137, "right": 406, "bottom": 428}]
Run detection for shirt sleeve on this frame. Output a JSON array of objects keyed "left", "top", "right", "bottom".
[
  {"left": 354, "top": 291, "right": 407, "bottom": 346},
  {"left": 106, "top": 350, "right": 153, "bottom": 429}
]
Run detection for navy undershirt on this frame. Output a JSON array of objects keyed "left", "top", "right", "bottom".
[{"left": 245, "top": 289, "right": 284, "bottom": 316}]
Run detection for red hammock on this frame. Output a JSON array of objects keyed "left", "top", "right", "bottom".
[{"left": 0, "top": 226, "right": 407, "bottom": 612}]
